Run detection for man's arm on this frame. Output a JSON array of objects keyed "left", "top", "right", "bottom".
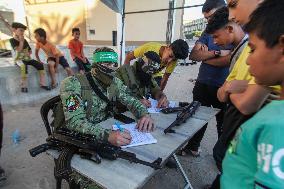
[
  {"left": 160, "top": 73, "right": 171, "bottom": 91},
  {"left": 124, "top": 51, "right": 136, "bottom": 65},
  {"left": 229, "top": 84, "right": 271, "bottom": 115},
  {"left": 204, "top": 55, "right": 231, "bottom": 67},
  {"left": 60, "top": 77, "right": 111, "bottom": 141},
  {"left": 35, "top": 48, "right": 41, "bottom": 63},
  {"left": 189, "top": 43, "right": 215, "bottom": 61},
  {"left": 217, "top": 80, "right": 249, "bottom": 102}
]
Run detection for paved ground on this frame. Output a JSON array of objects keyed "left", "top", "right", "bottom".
[{"left": 0, "top": 42, "right": 220, "bottom": 189}]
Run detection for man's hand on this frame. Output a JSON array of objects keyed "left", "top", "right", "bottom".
[
  {"left": 140, "top": 99, "right": 151, "bottom": 108},
  {"left": 226, "top": 80, "right": 248, "bottom": 94},
  {"left": 108, "top": 130, "right": 132, "bottom": 147},
  {"left": 200, "top": 44, "right": 208, "bottom": 51},
  {"left": 157, "top": 95, "right": 169, "bottom": 108},
  {"left": 136, "top": 114, "right": 154, "bottom": 132}
]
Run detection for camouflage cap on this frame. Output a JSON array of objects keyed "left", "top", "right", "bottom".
[{"left": 140, "top": 51, "right": 161, "bottom": 75}]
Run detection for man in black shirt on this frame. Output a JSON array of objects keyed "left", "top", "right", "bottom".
[{"left": 9, "top": 22, "right": 50, "bottom": 92}]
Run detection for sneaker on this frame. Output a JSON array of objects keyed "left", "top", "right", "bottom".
[
  {"left": 189, "top": 149, "right": 201, "bottom": 157},
  {"left": 40, "top": 86, "right": 51, "bottom": 91},
  {"left": 21, "top": 87, "right": 28, "bottom": 93},
  {"left": 165, "top": 158, "right": 177, "bottom": 169}
]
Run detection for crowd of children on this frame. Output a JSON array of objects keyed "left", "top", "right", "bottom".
[{"left": 9, "top": 24, "right": 89, "bottom": 92}]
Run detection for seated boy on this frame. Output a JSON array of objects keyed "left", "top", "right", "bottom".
[
  {"left": 68, "top": 28, "right": 91, "bottom": 74},
  {"left": 222, "top": 0, "right": 284, "bottom": 188},
  {"left": 34, "top": 28, "right": 73, "bottom": 88},
  {"left": 124, "top": 39, "right": 189, "bottom": 90},
  {"left": 9, "top": 22, "right": 50, "bottom": 92}
]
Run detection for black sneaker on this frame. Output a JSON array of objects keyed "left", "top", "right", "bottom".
[
  {"left": 21, "top": 88, "right": 28, "bottom": 93},
  {"left": 165, "top": 158, "right": 177, "bottom": 169},
  {"left": 40, "top": 86, "right": 51, "bottom": 91}
]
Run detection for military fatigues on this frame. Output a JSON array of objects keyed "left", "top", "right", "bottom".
[
  {"left": 115, "top": 62, "right": 161, "bottom": 99},
  {"left": 60, "top": 71, "right": 148, "bottom": 188},
  {"left": 60, "top": 72, "right": 148, "bottom": 141}
]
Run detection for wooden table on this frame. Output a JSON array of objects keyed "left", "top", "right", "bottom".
[{"left": 48, "top": 106, "right": 218, "bottom": 189}]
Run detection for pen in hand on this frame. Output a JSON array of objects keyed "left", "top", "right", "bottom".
[{"left": 115, "top": 121, "right": 124, "bottom": 132}]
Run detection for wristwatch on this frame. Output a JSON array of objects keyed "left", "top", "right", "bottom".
[{"left": 214, "top": 50, "right": 221, "bottom": 57}]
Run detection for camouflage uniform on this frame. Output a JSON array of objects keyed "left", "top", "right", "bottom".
[
  {"left": 60, "top": 70, "right": 149, "bottom": 189},
  {"left": 60, "top": 71, "right": 148, "bottom": 142},
  {"left": 115, "top": 60, "right": 161, "bottom": 99}
]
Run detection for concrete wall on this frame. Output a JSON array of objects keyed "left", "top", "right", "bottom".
[
  {"left": 25, "top": 0, "right": 87, "bottom": 45},
  {"left": 24, "top": 0, "right": 185, "bottom": 46},
  {"left": 0, "top": 44, "right": 126, "bottom": 106}
]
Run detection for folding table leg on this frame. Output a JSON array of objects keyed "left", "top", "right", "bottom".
[{"left": 172, "top": 153, "right": 193, "bottom": 189}]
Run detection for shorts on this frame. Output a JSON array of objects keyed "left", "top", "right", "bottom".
[
  {"left": 47, "top": 56, "right": 70, "bottom": 68},
  {"left": 74, "top": 57, "right": 91, "bottom": 72}
]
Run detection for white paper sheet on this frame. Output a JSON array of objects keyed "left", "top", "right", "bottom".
[
  {"left": 112, "top": 123, "right": 157, "bottom": 148},
  {"left": 147, "top": 98, "right": 177, "bottom": 113}
]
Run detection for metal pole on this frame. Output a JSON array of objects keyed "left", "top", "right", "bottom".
[
  {"left": 119, "top": 0, "right": 126, "bottom": 66},
  {"left": 125, "top": 4, "right": 203, "bottom": 15}
]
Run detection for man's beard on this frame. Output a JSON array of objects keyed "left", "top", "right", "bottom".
[{"left": 136, "top": 64, "right": 152, "bottom": 87}]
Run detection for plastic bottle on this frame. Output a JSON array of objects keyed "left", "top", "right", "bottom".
[{"left": 12, "top": 129, "right": 20, "bottom": 144}]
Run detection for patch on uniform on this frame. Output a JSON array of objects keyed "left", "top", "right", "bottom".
[{"left": 65, "top": 95, "right": 80, "bottom": 112}]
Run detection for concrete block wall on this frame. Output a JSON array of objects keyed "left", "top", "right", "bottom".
[{"left": 0, "top": 45, "right": 137, "bottom": 106}]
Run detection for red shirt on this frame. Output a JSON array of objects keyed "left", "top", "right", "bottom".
[{"left": 68, "top": 39, "right": 83, "bottom": 60}]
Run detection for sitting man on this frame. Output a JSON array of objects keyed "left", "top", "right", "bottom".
[
  {"left": 115, "top": 51, "right": 169, "bottom": 108},
  {"left": 60, "top": 47, "right": 155, "bottom": 188}
]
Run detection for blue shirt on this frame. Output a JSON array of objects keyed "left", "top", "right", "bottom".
[{"left": 196, "top": 33, "right": 232, "bottom": 87}]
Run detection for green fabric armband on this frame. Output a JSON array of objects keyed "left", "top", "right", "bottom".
[{"left": 93, "top": 52, "right": 118, "bottom": 64}]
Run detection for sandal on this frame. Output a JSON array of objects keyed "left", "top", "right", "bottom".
[
  {"left": 40, "top": 86, "right": 51, "bottom": 91},
  {"left": 21, "top": 87, "right": 28, "bottom": 93},
  {"left": 51, "top": 83, "right": 58, "bottom": 89}
]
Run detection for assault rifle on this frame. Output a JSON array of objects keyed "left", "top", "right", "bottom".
[
  {"left": 29, "top": 129, "right": 162, "bottom": 170},
  {"left": 164, "top": 101, "right": 201, "bottom": 134},
  {"left": 161, "top": 102, "right": 190, "bottom": 114}
]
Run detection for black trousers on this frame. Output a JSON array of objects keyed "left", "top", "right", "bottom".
[
  {"left": 22, "top": 59, "right": 44, "bottom": 74},
  {"left": 185, "top": 81, "right": 225, "bottom": 151},
  {"left": 0, "top": 102, "right": 3, "bottom": 153}
]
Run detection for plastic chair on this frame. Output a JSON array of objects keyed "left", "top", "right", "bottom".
[{"left": 40, "top": 95, "right": 61, "bottom": 136}]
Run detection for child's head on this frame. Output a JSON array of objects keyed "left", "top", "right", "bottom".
[
  {"left": 34, "top": 28, "right": 46, "bottom": 43},
  {"left": 202, "top": 0, "right": 226, "bottom": 21},
  {"left": 244, "top": 0, "right": 284, "bottom": 86},
  {"left": 205, "top": 6, "right": 243, "bottom": 47},
  {"left": 226, "top": 0, "right": 261, "bottom": 26},
  {"left": 11, "top": 22, "right": 27, "bottom": 37},
  {"left": 72, "top": 27, "right": 80, "bottom": 40},
  {"left": 161, "top": 39, "right": 189, "bottom": 64}
]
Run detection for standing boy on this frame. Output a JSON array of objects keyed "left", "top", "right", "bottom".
[
  {"left": 68, "top": 28, "right": 91, "bottom": 73},
  {"left": 34, "top": 28, "right": 73, "bottom": 88},
  {"left": 124, "top": 39, "right": 189, "bottom": 91},
  {"left": 222, "top": 0, "right": 284, "bottom": 188}
]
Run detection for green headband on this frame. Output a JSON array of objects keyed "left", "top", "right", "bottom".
[{"left": 93, "top": 51, "right": 118, "bottom": 64}]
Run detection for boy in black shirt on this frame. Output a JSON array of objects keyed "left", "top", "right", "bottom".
[{"left": 9, "top": 22, "right": 50, "bottom": 92}]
